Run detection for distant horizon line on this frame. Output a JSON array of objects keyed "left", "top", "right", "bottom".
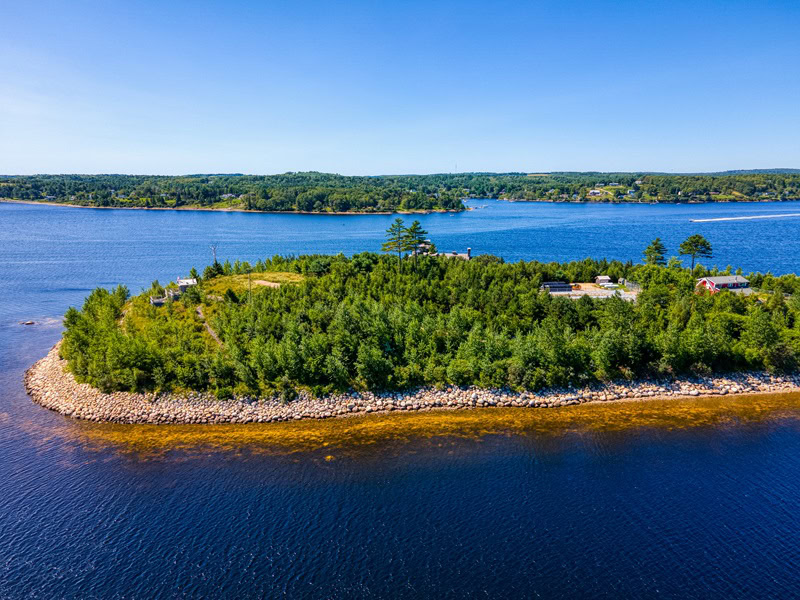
[{"left": 3, "top": 168, "right": 800, "bottom": 178}]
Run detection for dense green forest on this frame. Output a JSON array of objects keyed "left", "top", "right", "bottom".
[
  {"left": 61, "top": 250, "right": 800, "bottom": 399},
  {"left": 2, "top": 171, "right": 799, "bottom": 212},
  {"left": 0, "top": 173, "right": 465, "bottom": 213}
]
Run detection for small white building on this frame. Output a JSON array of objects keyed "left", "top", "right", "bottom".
[
  {"left": 176, "top": 277, "right": 198, "bottom": 292},
  {"left": 595, "top": 275, "right": 612, "bottom": 285}
]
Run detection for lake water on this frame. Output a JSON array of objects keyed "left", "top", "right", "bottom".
[{"left": 2, "top": 200, "right": 800, "bottom": 598}]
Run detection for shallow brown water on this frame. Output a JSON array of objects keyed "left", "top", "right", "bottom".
[{"left": 24, "top": 391, "right": 800, "bottom": 459}]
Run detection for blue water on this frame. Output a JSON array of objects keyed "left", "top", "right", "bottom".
[
  {"left": 2, "top": 200, "right": 800, "bottom": 598},
  {"left": 2, "top": 200, "right": 799, "bottom": 326}
]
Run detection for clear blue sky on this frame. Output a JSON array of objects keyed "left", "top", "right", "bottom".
[{"left": 2, "top": 0, "right": 798, "bottom": 175}]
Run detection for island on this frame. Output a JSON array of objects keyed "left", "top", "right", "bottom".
[
  {"left": 24, "top": 226, "right": 800, "bottom": 424},
  {"left": 3, "top": 170, "right": 800, "bottom": 214}
]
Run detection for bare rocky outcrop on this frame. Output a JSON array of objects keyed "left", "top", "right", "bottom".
[{"left": 24, "top": 343, "right": 800, "bottom": 425}]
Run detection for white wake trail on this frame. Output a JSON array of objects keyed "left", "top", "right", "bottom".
[{"left": 690, "top": 213, "right": 800, "bottom": 223}]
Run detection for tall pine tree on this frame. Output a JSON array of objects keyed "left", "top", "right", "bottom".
[
  {"left": 382, "top": 218, "right": 407, "bottom": 263},
  {"left": 643, "top": 238, "right": 667, "bottom": 266}
]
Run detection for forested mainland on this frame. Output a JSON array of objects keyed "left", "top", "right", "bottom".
[
  {"left": 2, "top": 170, "right": 800, "bottom": 213},
  {"left": 61, "top": 231, "right": 800, "bottom": 400}
]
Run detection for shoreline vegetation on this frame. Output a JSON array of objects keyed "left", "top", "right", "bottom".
[
  {"left": 27, "top": 225, "right": 800, "bottom": 423},
  {"left": 0, "top": 198, "right": 459, "bottom": 216},
  {"left": 2, "top": 171, "right": 800, "bottom": 214},
  {"left": 24, "top": 342, "right": 800, "bottom": 424}
]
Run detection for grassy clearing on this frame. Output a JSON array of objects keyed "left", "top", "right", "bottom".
[{"left": 203, "top": 272, "right": 305, "bottom": 296}]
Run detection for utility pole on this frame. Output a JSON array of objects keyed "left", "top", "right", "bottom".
[{"left": 210, "top": 243, "right": 218, "bottom": 265}]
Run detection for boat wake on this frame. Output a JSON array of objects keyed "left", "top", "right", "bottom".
[{"left": 690, "top": 213, "right": 800, "bottom": 223}]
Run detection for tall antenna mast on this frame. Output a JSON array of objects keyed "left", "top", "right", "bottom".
[{"left": 210, "top": 243, "right": 218, "bottom": 265}]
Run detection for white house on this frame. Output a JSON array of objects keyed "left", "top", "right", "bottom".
[{"left": 177, "top": 277, "right": 198, "bottom": 292}]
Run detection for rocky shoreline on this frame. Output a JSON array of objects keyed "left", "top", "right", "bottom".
[{"left": 25, "top": 343, "right": 800, "bottom": 425}]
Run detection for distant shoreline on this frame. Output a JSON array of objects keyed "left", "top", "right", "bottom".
[
  {"left": 4, "top": 197, "right": 797, "bottom": 216},
  {"left": 0, "top": 198, "right": 463, "bottom": 216}
]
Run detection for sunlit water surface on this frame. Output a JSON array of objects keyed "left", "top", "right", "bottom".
[{"left": 2, "top": 201, "right": 800, "bottom": 598}]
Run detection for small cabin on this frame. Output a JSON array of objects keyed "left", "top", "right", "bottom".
[
  {"left": 696, "top": 276, "right": 751, "bottom": 295},
  {"left": 595, "top": 275, "right": 612, "bottom": 285},
  {"left": 176, "top": 277, "right": 198, "bottom": 293}
]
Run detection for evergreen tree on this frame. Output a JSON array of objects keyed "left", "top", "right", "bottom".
[
  {"left": 643, "top": 238, "right": 667, "bottom": 265},
  {"left": 402, "top": 220, "right": 429, "bottom": 267},
  {"left": 382, "top": 218, "right": 407, "bottom": 262},
  {"left": 679, "top": 234, "right": 713, "bottom": 270}
]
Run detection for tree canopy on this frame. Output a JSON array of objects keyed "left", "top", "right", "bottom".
[
  {"left": 60, "top": 251, "right": 800, "bottom": 399},
  {"left": 382, "top": 218, "right": 408, "bottom": 260},
  {"left": 679, "top": 234, "right": 713, "bottom": 270},
  {"left": 2, "top": 171, "right": 799, "bottom": 212},
  {"left": 381, "top": 218, "right": 430, "bottom": 265},
  {"left": 644, "top": 238, "right": 667, "bottom": 266}
]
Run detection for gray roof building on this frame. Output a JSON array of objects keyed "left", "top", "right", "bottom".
[{"left": 697, "top": 275, "right": 751, "bottom": 294}]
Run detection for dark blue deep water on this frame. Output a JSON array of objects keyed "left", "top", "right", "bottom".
[{"left": 2, "top": 200, "right": 800, "bottom": 598}]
